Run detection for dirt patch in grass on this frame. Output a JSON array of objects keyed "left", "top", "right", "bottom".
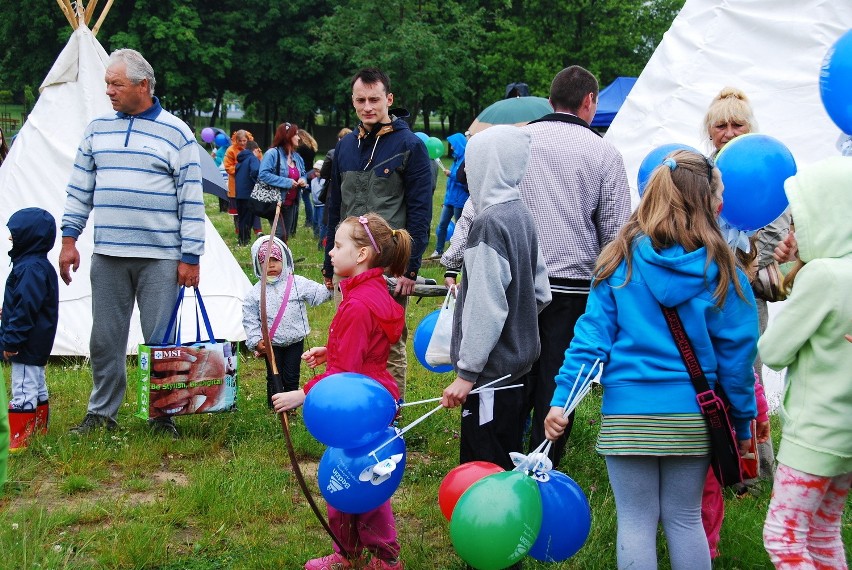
[{"left": 6, "top": 467, "right": 190, "bottom": 517}]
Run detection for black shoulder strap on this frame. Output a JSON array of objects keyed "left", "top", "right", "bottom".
[
  {"left": 659, "top": 304, "right": 712, "bottom": 394},
  {"left": 275, "top": 148, "right": 282, "bottom": 176}
]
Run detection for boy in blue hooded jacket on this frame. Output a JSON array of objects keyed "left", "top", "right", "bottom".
[{"left": 1, "top": 207, "right": 59, "bottom": 451}]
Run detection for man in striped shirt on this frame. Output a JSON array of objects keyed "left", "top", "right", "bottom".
[
  {"left": 520, "top": 66, "right": 631, "bottom": 466},
  {"left": 59, "top": 49, "right": 205, "bottom": 438}
]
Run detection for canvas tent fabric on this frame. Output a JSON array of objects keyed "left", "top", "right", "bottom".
[
  {"left": 604, "top": 0, "right": 852, "bottom": 206},
  {"left": 591, "top": 77, "right": 637, "bottom": 128},
  {"left": 0, "top": 25, "right": 251, "bottom": 355}
]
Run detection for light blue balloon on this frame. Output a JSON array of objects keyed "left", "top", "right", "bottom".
[
  {"left": 412, "top": 310, "right": 453, "bottom": 373},
  {"left": 303, "top": 373, "right": 397, "bottom": 449},
  {"left": 716, "top": 133, "right": 795, "bottom": 231},
  {"left": 318, "top": 427, "right": 406, "bottom": 514},
  {"left": 414, "top": 131, "right": 430, "bottom": 143},
  {"left": 637, "top": 143, "right": 702, "bottom": 196},
  {"left": 529, "top": 471, "right": 592, "bottom": 562},
  {"left": 637, "top": 143, "right": 701, "bottom": 198},
  {"left": 820, "top": 29, "right": 852, "bottom": 135}
]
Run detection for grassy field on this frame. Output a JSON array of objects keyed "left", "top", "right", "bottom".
[{"left": 1, "top": 172, "right": 846, "bottom": 569}]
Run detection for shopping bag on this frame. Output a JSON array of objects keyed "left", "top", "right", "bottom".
[
  {"left": 136, "top": 287, "right": 238, "bottom": 420},
  {"left": 425, "top": 289, "right": 455, "bottom": 367}
]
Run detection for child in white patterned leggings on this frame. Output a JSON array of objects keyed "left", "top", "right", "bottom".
[{"left": 758, "top": 157, "right": 852, "bottom": 569}]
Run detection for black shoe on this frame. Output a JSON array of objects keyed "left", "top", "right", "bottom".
[
  {"left": 149, "top": 417, "right": 180, "bottom": 439},
  {"left": 70, "top": 413, "right": 118, "bottom": 434}
]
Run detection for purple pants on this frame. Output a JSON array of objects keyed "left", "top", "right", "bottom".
[{"left": 329, "top": 500, "right": 400, "bottom": 561}]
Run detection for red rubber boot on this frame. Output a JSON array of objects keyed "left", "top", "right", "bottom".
[{"left": 8, "top": 409, "right": 37, "bottom": 453}]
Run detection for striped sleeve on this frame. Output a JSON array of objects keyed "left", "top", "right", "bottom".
[
  {"left": 176, "top": 138, "right": 205, "bottom": 263},
  {"left": 61, "top": 123, "right": 98, "bottom": 239}
]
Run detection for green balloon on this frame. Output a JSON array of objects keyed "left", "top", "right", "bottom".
[
  {"left": 449, "top": 471, "right": 543, "bottom": 570},
  {"left": 426, "top": 137, "right": 445, "bottom": 160}
]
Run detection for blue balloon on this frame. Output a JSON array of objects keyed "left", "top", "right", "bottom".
[
  {"left": 414, "top": 131, "right": 430, "bottom": 143},
  {"left": 318, "top": 427, "right": 407, "bottom": 514},
  {"left": 303, "top": 373, "right": 397, "bottom": 449},
  {"left": 820, "top": 29, "right": 852, "bottom": 135},
  {"left": 529, "top": 471, "right": 592, "bottom": 562},
  {"left": 412, "top": 310, "right": 453, "bottom": 373},
  {"left": 637, "top": 143, "right": 701, "bottom": 196},
  {"left": 716, "top": 133, "right": 796, "bottom": 231},
  {"left": 447, "top": 221, "right": 455, "bottom": 241},
  {"left": 214, "top": 133, "right": 230, "bottom": 147}
]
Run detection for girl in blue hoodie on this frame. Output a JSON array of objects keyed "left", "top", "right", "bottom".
[{"left": 544, "top": 150, "right": 758, "bottom": 570}]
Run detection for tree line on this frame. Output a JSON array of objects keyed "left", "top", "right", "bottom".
[{"left": 0, "top": 0, "right": 684, "bottom": 135}]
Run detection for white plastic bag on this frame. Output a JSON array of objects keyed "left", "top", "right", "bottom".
[{"left": 425, "top": 289, "right": 455, "bottom": 366}]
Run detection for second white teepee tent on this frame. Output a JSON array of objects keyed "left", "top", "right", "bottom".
[
  {"left": 0, "top": 24, "right": 251, "bottom": 356},
  {"left": 604, "top": 0, "right": 852, "bottom": 204}
]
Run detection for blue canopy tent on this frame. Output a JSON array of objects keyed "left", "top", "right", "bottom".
[{"left": 591, "top": 77, "right": 637, "bottom": 128}]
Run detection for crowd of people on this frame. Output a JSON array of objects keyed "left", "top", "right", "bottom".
[{"left": 0, "top": 46, "right": 850, "bottom": 570}]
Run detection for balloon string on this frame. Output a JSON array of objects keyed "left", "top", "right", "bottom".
[
  {"left": 515, "top": 360, "right": 601, "bottom": 474},
  {"left": 401, "top": 383, "right": 522, "bottom": 407},
  {"left": 368, "top": 373, "right": 512, "bottom": 460},
  {"left": 368, "top": 404, "right": 444, "bottom": 461}
]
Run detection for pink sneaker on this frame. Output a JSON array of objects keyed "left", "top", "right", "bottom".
[
  {"left": 365, "top": 558, "right": 403, "bottom": 570},
  {"left": 304, "top": 552, "right": 361, "bottom": 570}
]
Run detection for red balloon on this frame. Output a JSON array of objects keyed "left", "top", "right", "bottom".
[{"left": 438, "top": 461, "right": 504, "bottom": 520}]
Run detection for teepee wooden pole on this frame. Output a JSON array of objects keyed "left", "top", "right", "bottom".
[
  {"left": 74, "top": 1, "right": 86, "bottom": 27},
  {"left": 56, "top": 0, "right": 78, "bottom": 29},
  {"left": 91, "top": 0, "right": 114, "bottom": 36},
  {"left": 85, "top": 0, "right": 100, "bottom": 25}
]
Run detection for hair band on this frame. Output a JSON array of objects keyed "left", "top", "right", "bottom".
[
  {"left": 704, "top": 155, "right": 715, "bottom": 185},
  {"left": 358, "top": 215, "right": 381, "bottom": 254},
  {"left": 392, "top": 229, "right": 397, "bottom": 237},
  {"left": 662, "top": 158, "right": 677, "bottom": 171}
]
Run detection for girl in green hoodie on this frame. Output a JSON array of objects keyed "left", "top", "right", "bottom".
[{"left": 759, "top": 156, "right": 852, "bottom": 568}]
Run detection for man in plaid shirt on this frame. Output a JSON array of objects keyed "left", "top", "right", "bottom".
[{"left": 520, "top": 66, "right": 631, "bottom": 466}]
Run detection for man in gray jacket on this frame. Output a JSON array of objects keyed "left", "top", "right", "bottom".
[{"left": 441, "top": 125, "right": 551, "bottom": 471}]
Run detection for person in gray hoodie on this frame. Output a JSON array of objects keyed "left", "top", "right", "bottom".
[{"left": 441, "top": 125, "right": 551, "bottom": 470}]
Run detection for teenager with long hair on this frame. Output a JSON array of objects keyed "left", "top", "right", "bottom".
[{"left": 545, "top": 150, "right": 758, "bottom": 570}]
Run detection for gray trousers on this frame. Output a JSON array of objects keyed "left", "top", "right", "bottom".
[
  {"left": 88, "top": 255, "right": 179, "bottom": 420},
  {"left": 605, "top": 454, "right": 712, "bottom": 570}
]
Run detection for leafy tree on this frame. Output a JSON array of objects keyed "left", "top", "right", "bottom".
[
  {"left": 0, "top": 0, "right": 74, "bottom": 102},
  {"left": 104, "top": 0, "right": 230, "bottom": 122},
  {"left": 0, "top": 0, "right": 684, "bottom": 131}
]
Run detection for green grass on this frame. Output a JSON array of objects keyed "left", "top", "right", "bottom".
[{"left": 2, "top": 174, "right": 849, "bottom": 569}]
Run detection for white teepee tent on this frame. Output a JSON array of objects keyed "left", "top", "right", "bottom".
[
  {"left": 0, "top": 22, "right": 250, "bottom": 355},
  {"left": 604, "top": 0, "right": 852, "bottom": 205}
]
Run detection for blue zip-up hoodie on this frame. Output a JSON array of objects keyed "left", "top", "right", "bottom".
[
  {"left": 552, "top": 236, "right": 758, "bottom": 437},
  {"left": 235, "top": 148, "right": 259, "bottom": 200},
  {"left": 444, "top": 132, "right": 469, "bottom": 209},
  {"left": 1, "top": 208, "right": 59, "bottom": 365}
]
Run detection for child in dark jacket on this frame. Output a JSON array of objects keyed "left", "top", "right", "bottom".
[
  {"left": 1, "top": 208, "right": 59, "bottom": 451},
  {"left": 235, "top": 140, "right": 262, "bottom": 245}
]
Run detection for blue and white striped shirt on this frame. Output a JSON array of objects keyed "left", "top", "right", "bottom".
[{"left": 61, "top": 98, "right": 205, "bottom": 263}]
